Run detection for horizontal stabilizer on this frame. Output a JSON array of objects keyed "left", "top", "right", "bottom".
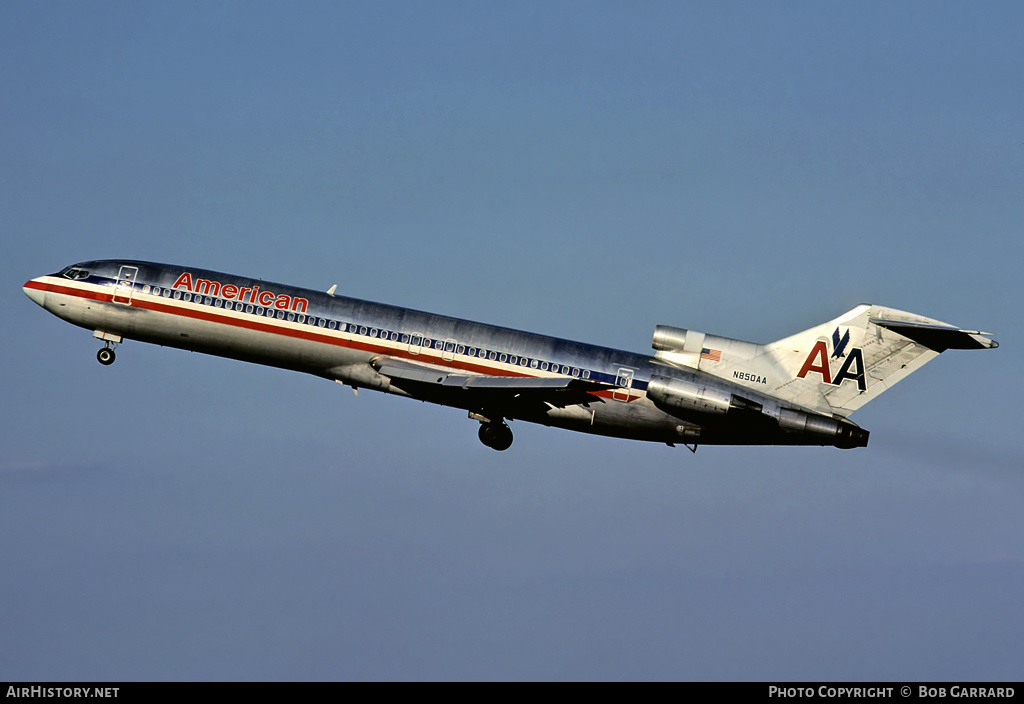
[{"left": 869, "top": 318, "right": 998, "bottom": 352}]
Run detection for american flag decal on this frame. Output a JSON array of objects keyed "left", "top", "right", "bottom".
[{"left": 701, "top": 348, "right": 722, "bottom": 362}]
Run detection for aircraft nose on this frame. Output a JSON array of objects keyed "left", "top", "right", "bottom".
[{"left": 23, "top": 278, "right": 47, "bottom": 307}]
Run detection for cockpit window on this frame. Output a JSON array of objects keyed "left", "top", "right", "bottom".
[{"left": 59, "top": 266, "right": 90, "bottom": 280}]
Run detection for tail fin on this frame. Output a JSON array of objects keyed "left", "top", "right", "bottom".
[{"left": 688, "top": 305, "right": 998, "bottom": 417}]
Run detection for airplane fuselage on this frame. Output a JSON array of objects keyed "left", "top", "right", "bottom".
[{"left": 36, "top": 259, "right": 982, "bottom": 451}]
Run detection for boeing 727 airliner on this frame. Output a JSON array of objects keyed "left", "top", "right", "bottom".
[{"left": 24, "top": 260, "right": 997, "bottom": 451}]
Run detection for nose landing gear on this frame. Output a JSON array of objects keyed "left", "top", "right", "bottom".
[
  {"left": 92, "top": 330, "right": 122, "bottom": 366},
  {"left": 97, "top": 343, "right": 116, "bottom": 365},
  {"left": 478, "top": 421, "right": 513, "bottom": 451}
]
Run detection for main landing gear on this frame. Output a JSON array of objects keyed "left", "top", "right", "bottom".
[
  {"left": 97, "top": 343, "right": 116, "bottom": 365},
  {"left": 478, "top": 421, "right": 513, "bottom": 451}
]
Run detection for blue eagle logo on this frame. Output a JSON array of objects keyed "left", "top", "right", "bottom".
[{"left": 831, "top": 327, "right": 850, "bottom": 359}]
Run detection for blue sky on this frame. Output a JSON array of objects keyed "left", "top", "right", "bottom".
[{"left": 2, "top": 1, "right": 1022, "bottom": 680}]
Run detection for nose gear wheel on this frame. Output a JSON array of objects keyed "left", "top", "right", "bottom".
[{"left": 97, "top": 345, "right": 116, "bottom": 365}]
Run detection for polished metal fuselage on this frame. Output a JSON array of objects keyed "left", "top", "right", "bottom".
[{"left": 24, "top": 259, "right": 863, "bottom": 448}]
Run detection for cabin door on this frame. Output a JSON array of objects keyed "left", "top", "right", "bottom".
[
  {"left": 113, "top": 265, "right": 139, "bottom": 305},
  {"left": 613, "top": 367, "right": 634, "bottom": 402}
]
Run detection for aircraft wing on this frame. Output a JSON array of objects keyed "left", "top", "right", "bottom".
[{"left": 370, "top": 356, "right": 609, "bottom": 408}]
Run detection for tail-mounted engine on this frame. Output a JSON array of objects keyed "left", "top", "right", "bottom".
[
  {"left": 652, "top": 325, "right": 759, "bottom": 369},
  {"left": 646, "top": 373, "right": 868, "bottom": 448}
]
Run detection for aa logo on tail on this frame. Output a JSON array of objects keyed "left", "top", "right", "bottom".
[{"left": 797, "top": 327, "right": 867, "bottom": 391}]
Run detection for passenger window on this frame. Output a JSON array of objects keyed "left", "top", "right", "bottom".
[
  {"left": 531, "top": 359, "right": 538, "bottom": 368},
  {"left": 360, "top": 327, "right": 367, "bottom": 335},
  {"left": 297, "top": 315, "right": 306, "bottom": 323},
  {"left": 277, "top": 310, "right": 285, "bottom": 319},
  {"left": 173, "top": 291, "right": 181, "bottom": 300},
  {"left": 329, "top": 321, "right": 337, "bottom": 330},
  {"left": 142, "top": 285, "right": 151, "bottom": 294},
  {"left": 479, "top": 349, "right": 487, "bottom": 358},
  {"left": 245, "top": 305, "right": 253, "bottom": 314},
  {"left": 541, "top": 362, "right": 549, "bottom": 371},
  {"left": 583, "top": 370, "right": 590, "bottom": 379},
  {"left": 499, "top": 354, "right": 507, "bottom": 363},
  {"left": 510, "top": 356, "right": 518, "bottom": 365},
  {"left": 572, "top": 368, "right": 580, "bottom": 377},
  {"left": 401, "top": 334, "right": 410, "bottom": 344},
  {"left": 287, "top": 313, "right": 295, "bottom": 321},
  {"left": 457, "top": 345, "right": 465, "bottom": 355},
  {"left": 153, "top": 287, "right": 161, "bottom": 296},
  {"left": 520, "top": 358, "right": 528, "bottom": 367},
  {"left": 319, "top": 319, "right": 326, "bottom": 328},
  {"left": 214, "top": 299, "right": 222, "bottom": 308}
]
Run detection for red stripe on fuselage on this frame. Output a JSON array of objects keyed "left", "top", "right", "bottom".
[
  {"left": 25, "top": 278, "right": 112, "bottom": 303},
  {"left": 29, "top": 278, "right": 642, "bottom": 400}
]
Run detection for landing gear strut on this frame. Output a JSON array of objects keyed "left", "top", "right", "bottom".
[
  {"left": 478, "top": 421, "right": 513, "bottom": 451},
  {"left": 97, "top": 344, "right": 116, "bottom": 365}
]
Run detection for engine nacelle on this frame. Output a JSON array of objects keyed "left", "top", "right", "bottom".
[
  {"left": 651, "top": 325, "right": 693, "bottom": 353},
  {"left": 777, "top": 407, "right": 869, "bottom": 448},
  {"left": 651, "top": 325, "right": 760, "bottom": 368},
  {"left": 648, "top": 373, "right": 869, "bottom": 448},
  {"left": 646, "top": 374, "right": 736, "bottom": 417}
]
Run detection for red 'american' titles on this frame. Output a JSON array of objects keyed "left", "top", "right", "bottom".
[{"left": 172, "top": 272, "right": 309, "bottom": 313}]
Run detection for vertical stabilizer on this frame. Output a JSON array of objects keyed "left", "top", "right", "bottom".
[
  {"left": 761, "top": 306, "right": 996, "bottom": 416},
  {"left": 689, "top": 305, "right": 997, "bottom": 417}
]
